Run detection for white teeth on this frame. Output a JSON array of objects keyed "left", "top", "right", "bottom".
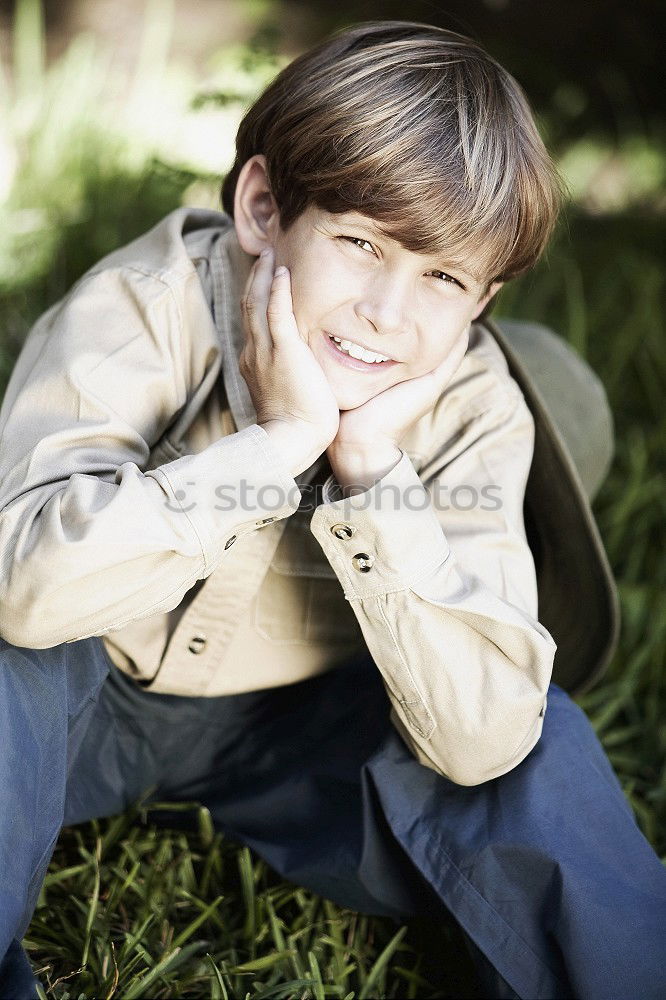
[{"left": 331, "top": 336, "right": 390, "bottom": 363}]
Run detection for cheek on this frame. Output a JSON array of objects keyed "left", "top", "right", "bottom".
[
  {"left": 414, "top": 317, "right": 469, "bottom": 370},
  {"left": 290, "top": 263, "right": 346, "bottom": 333}
]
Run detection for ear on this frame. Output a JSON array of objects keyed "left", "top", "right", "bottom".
[
  {"left": 471, "top": 280, "right": 503, "bottom": 320},
  {"left": 233, "top": 154, "right": 281, "bottom": 256}
]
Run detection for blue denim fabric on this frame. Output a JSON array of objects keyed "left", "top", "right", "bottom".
[{"left": 1, "top": 636, "right": 665, "bottom": 1000}]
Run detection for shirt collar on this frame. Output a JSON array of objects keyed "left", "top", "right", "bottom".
[{"left": 210, "top": 222, "right": 257, "bottom": 433}]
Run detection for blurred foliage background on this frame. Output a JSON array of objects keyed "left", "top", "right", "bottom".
[{"left": 0, "top": 0, "right": 664, "bottom": 996}]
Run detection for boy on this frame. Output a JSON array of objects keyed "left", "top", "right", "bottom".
[{"left": 0, "top": 19, "right": 664, "bottom": 1000}]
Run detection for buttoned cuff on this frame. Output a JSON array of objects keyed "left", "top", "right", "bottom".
[
  {"left": 148, "top": 423, "right": 302, "bottom": 572},
  {"left": 310, "top": 449, "right": 451, "bottom": 599}
]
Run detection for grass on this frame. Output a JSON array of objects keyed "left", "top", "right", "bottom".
[
  {"left": 0, "top": 1, "right": 664, "bottom": 996},
  {"left": 24, "top": 804, "right": 477, "bottom": 1000}
]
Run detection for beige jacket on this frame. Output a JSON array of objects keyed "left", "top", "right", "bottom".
[{"left": 0, "top": 208, "right": 557, "bottom": 785}]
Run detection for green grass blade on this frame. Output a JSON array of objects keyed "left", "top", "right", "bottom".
[{"left": 358, "top": 925, "right": 408, "bottom": 999}]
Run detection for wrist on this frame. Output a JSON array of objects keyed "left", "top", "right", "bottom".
[
  {"left": 258, "top": 420, "right": 315, "bottom": 479},
  {"left": 327, "top": 443, "right": 402, "bottom": 497}
]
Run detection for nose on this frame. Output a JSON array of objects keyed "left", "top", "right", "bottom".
[{"left": 353, "top": 270, "right": 412, "bottom": 337}]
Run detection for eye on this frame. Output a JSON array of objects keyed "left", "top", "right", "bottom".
[
  {"left": 429, "top": 270, "right": 465, "bottom": 289},
  {"left": 341, "top": 236, "right": 376, "bottom": 254},
  {"left": 340, "top": 236, "right": 466, "bottom": 290}
]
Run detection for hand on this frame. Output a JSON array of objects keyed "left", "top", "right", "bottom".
[
  {"left": 239, "top": 248, "right": 340, "bottom": 474},
  {"left": 328, "top": 326, "right": 470, "bottom": 465}
]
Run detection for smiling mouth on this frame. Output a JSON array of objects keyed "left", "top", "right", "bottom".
[{"left": 325, "top": 333, "right": 397, "bottom": 367}]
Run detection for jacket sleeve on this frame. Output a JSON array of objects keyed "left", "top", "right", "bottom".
[
  {"left": 0, "top": 266, "right": 300, "bottom": 648},
  {"left": 309, "top": 385, "right": 556, "bottom": 786}
]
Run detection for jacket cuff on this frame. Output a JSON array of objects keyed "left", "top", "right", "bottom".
[
  {"left": 148, "top": 423, "right": 301, "bottom": 572},
  {"left": 310, "top": 449, "right": 451, "bottom": 599}
]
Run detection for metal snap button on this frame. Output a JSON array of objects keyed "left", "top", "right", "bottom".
[
  {"left": 188, "top": 635, "right": 207, "bottom": 654},
  {"left": 331, "top": 522, "right": 356, "bottom": 539},
  {"left": 352, "top": 552, "right": 374, "bottom": 572},
  {"left": 224, "top": 535, "right": 237, "bottom": 549}
]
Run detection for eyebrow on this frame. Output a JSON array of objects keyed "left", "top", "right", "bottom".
[{"left": 338, "top": 215, "right": 387, "bottom": 238}]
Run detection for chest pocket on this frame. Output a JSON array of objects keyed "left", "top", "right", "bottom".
[{"left": 253, "top": 512, "right": 364, "bottom": 646}]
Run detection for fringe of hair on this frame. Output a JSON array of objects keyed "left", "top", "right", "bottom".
[{"left": 221, "top": 21, "right": 566, "bottom": 284}]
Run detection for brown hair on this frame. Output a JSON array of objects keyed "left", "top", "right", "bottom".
[{"left": 221, "top": 20, "right": 565, "bottom": 286}]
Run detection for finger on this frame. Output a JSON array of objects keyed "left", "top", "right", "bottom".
[
  {"left": 266, "top": 266, "right": 301, "bottom": 342},
  {"left": 431, "top": 329, "right": 469, "bottom": 386},
  {"left": 242, "top": 249, "right": 275, "bottom": 343},
  {"left": 388, "top": 339, "right": 465, "bottom": 418}
]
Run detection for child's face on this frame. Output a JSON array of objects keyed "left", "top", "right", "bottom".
[{"left": 270, "top": 203, "right": 501, "bottom": 411}]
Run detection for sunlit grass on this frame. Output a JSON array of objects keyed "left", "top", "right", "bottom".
[{"left": 0, "top": 0, "right": 285, "bottom": 293}]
